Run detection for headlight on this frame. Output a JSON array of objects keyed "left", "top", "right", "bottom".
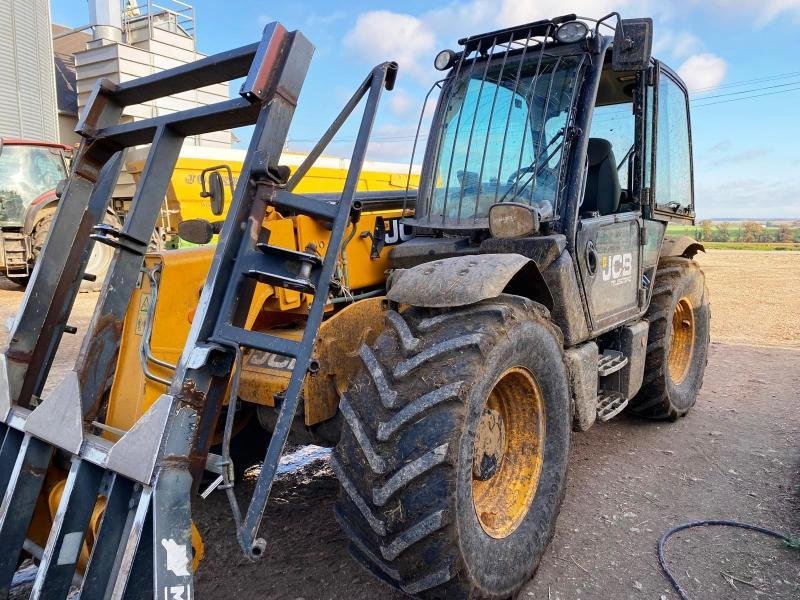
[
  {"left": 488, "top": 203, "right": 540, "bottom": 238},
  {"left": 555, "top": 21, "right": 589, "bottom": 44},
  {"left": 434, "top": 49, "right": 459, "bottom": 71}
]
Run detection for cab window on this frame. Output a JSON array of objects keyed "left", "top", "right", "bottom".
[{"left": 655, "top": 72, "right": 692, "bottom": 212}]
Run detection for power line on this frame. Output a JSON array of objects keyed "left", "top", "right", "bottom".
[
  {"left": 692, "top": 79, "right": 800, "bottom": 100},
  {"left": 692, "top": 85, "right": 800, "bottom": 108},
  {"left": 691, "top": 70, "right": 800, "bottom": 93}
]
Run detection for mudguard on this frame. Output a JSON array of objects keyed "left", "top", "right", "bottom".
[
  {"left": 22, "top": 191, "right": 59, "bottom": 235},
  {"left": 24, "top": 193, "right": 118, "bottom": 235},
  {"left": 386, "top": 253, "right": 554, "bottom": 311},
  {"left": 659, "top": 235, "right": 705, "bottom": 259}
]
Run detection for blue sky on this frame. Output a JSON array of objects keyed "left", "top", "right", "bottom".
[{"left": 51, "top": 1, "right": 799, "bottom": 218}]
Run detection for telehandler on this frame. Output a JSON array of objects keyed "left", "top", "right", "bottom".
[{"left": 0, "top": 13, "right": 709, "bottom": 600}]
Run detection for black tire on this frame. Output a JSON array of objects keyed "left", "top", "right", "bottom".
[
  {"left": 333, "top": 295, "right": 571, "bottom": 599},
  {"left": 81, "top": 212, "right": 121, "bottom": 292},
  {"left": 630, "top": 257, "right": 710, "bottom": 419},
  {"left": 30, "top": 210, "right": 120, "bottom": 293}
]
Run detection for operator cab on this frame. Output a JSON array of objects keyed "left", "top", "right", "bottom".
[{"left": 400, "top": 14, "right": 695, "bottom": 338}]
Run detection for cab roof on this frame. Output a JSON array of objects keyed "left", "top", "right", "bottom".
[{"left": 0, "top": 138, "right": 72, "bottom": 151}]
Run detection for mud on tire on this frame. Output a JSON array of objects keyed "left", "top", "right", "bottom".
[
  {"left": 332, "top": 295, "right": 571, "bottom": 599},
  {"left": 630, "top": 257, "right": 710, "bottom": 419}
]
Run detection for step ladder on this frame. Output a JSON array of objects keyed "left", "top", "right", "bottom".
[
  {"left": 596, "top": 351, "right": 630, "bottom": 421},
  {"left": 0, "top": 21, "right": 396, "bottom": 599}
]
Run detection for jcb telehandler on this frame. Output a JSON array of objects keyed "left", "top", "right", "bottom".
[{"left": 0, "top": 13, "right": 709, "bottom": 600}]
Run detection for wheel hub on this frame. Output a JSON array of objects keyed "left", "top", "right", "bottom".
[
  {"left": 472, "top": 408, "right": 506, "bottom": 481},
  {"left": 471, "top": 367, "right": 545, "bottom": 539},
  {"left": 668, "top": 296, "right": 695, "bottom": 384}
]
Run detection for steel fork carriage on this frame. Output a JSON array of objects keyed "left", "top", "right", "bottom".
[{"left": 0, "top": 21, "right": 396, "bottom": 599}]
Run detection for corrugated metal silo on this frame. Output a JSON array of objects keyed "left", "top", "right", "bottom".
[{"left": 0, "top": 0, "right": 59, "bottom": 141}]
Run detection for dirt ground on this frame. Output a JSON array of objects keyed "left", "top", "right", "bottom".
[{"left": 1, "top": 249, "right": 799, "bottom": 599}]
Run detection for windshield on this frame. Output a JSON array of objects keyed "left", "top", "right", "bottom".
[
  {"left": 0, "top": 145, "right": 66, "bottom": 225},
  {"left": 422, "top": 53, "right": 583, "bottom": 227}
]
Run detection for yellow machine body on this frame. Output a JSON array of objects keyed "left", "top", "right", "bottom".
[{"left": 105, "top": 205, "right": 407, "bottom": 433}]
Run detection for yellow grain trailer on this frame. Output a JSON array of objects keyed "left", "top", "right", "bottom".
[{"left": 124, "top": 146, "right": 418, "bottom": 246}]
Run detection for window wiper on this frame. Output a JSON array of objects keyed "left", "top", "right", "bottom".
[
  {"left": 499, "top": 128, "right": 566, "bottom": 203},
  {"left": 617, "top": 144, "right": 634, "bottom": 171}
]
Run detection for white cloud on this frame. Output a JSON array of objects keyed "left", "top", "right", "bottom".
[
  {"left": 342, "top": 11, "right": 437, "bottom": 82},
  {"left": 677, "top": 53, "right": 728, "bottom": 91},
  {"left": 342, "top": 1, "right": 663, "bottom": 79},
  {"left": 387, "top": 88, "right": 414, "bottom": 117},
  {"left": 696, "top": 178, "right": 799, "bottom": 218},
  {"left": 495, "top": 0, "right": 638, "bottom": 29},
  {"left": 701, "top": 0, "right": 800, "bottom": 25},
  {"left": 653, "top": 30, "right": 702, "bottom": 60}
]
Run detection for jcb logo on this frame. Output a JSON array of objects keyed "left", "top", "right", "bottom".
[
  {"left": 601, "top": 253, "right": 633, "bottom": 286},
  {"left": 246, "top": 350, "right": 296, "bottom": 371},
  {"left": 384, "top": 218, "right": 414, "bottom": 245}
]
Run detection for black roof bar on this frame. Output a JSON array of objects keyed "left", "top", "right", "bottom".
[{"left": 458, "top": 14, "right": 576, "bottom": 53}]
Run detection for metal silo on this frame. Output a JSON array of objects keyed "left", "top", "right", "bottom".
[{"left": 0, "top": 0, "right": 59, "bottom": 141}]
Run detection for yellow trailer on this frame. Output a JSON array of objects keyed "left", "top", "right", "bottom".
[{"left": 124, "top": 146, "right": 418, "bottom": 246}]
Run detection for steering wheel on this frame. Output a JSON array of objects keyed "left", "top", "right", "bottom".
[{"left": 506, "top": 165, "right": 535, "bottom": 185}]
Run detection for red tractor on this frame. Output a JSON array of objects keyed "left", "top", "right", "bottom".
[{"left": 0, "top": 138, "right": 116, "bottom": 289}]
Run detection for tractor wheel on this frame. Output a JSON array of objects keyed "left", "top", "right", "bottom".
[
  {"left": 30, "top": 210, "right": 120, "bottom": 292},
  {"left": 630, "top": 257, "right": 710, "bottom": 420},
  {"left": 81, "top": 212, "right": 121, "bottom": 292},
  {"left": 333, "top": 295, "right": 570, "bottom": 599}
]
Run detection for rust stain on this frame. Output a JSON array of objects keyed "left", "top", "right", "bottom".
[
  {"left": 78, "top": 312, "right": 124, "bottom": 420},
  {"left": 179, "top": 379, "right": 206, "bottom": 409}
]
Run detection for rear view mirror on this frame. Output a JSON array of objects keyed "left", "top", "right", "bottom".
[
  {"left": 55, "top": 179, "right": 67, "bottom": 199},
  {"left": 200, "top": 164, "right": 234, "bottom": 216},
  {"left": 178, "top": 219, "right": 215, "bottom": 245},
  {"left": 208, "top": 171, "right": 225, "bottom": 216},
  {"left": 612, "top": 18, "right": 653, "bottom": 72}
]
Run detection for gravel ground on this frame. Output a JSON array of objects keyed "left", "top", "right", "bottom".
[{"left": 1, "top": 248, "right": 798, "bottom": 599}]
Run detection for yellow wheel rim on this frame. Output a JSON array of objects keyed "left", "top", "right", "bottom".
[
  {"left": 472, "top": 367, "right": 545, "bottom": 539},
  {"left": 668, "top": 297, "right": 695, "bottom": 384}
]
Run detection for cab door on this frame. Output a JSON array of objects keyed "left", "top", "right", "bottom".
[
  {"left": 575, "top": 69, "right": 647, "bottom": 333},
  {"left": 576, "top": 213, "right": 642, "bottom": 332}
]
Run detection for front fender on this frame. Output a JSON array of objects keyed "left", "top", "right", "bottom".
[
  {"left": 386, "top": 253, "right": 554, "bottom": 311},
  {"left": 22, "top": 192, "right": 59, "bottom": 235}
]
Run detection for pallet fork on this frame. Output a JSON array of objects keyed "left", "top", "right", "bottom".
[{"left": 0, "top": 21, "right": 396, "bottom": 599}]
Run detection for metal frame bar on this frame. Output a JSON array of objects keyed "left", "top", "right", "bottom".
[{"left": 0, "top": 21, "right": 368, "bottom": 599}]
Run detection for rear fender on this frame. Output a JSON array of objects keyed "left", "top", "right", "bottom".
[
  {"left": 386, "top": 253, "right": 554, "bottom": 311},
  {"left": 659, "top": 235, "right": 705, "bottom": 260}
]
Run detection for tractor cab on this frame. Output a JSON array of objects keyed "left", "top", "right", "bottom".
[
  {"left": 0, "top": 139, "right": 70, "bottom": 228},
  {"left": 397, "top": 14, "right": 695, "bottom": 336}
]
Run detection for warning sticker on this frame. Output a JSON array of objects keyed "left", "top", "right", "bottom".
[{"left": 135, "top": 294, "right": 151, "bottom": 336}]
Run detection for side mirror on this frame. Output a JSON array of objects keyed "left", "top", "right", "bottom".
[
  {"left": 177, "top": 219, "right": 224, "bottom": 245},
  {"left": 55, "top": 179, "right": 67, "bottom": 199},
  {"left": 612, "top": 18, "right": 653, "bottom": 72},
  {"left": 200, "top": 164, "right": 235, "bottom": 217}
]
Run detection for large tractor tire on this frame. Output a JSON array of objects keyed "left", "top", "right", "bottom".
[
  {"left": 630, "top": 257, "right": 710, "bottom": 419},
  {"left": 333, "top": 295, "right": 571, "bottom": 599},
  {"left": 31, "top": 210, "right": 120, "bottom": 292}
]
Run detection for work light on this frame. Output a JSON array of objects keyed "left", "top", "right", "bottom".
[
  {"left": 555, "top": 20, "right": 589, "bottom": 44},
  {"left": 434, "top": 49, "right": 459, "bottom": 71}
]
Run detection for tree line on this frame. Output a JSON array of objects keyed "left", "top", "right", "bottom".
[{"left": 693, "top": 220, "right": 799, "bottom": 243}]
